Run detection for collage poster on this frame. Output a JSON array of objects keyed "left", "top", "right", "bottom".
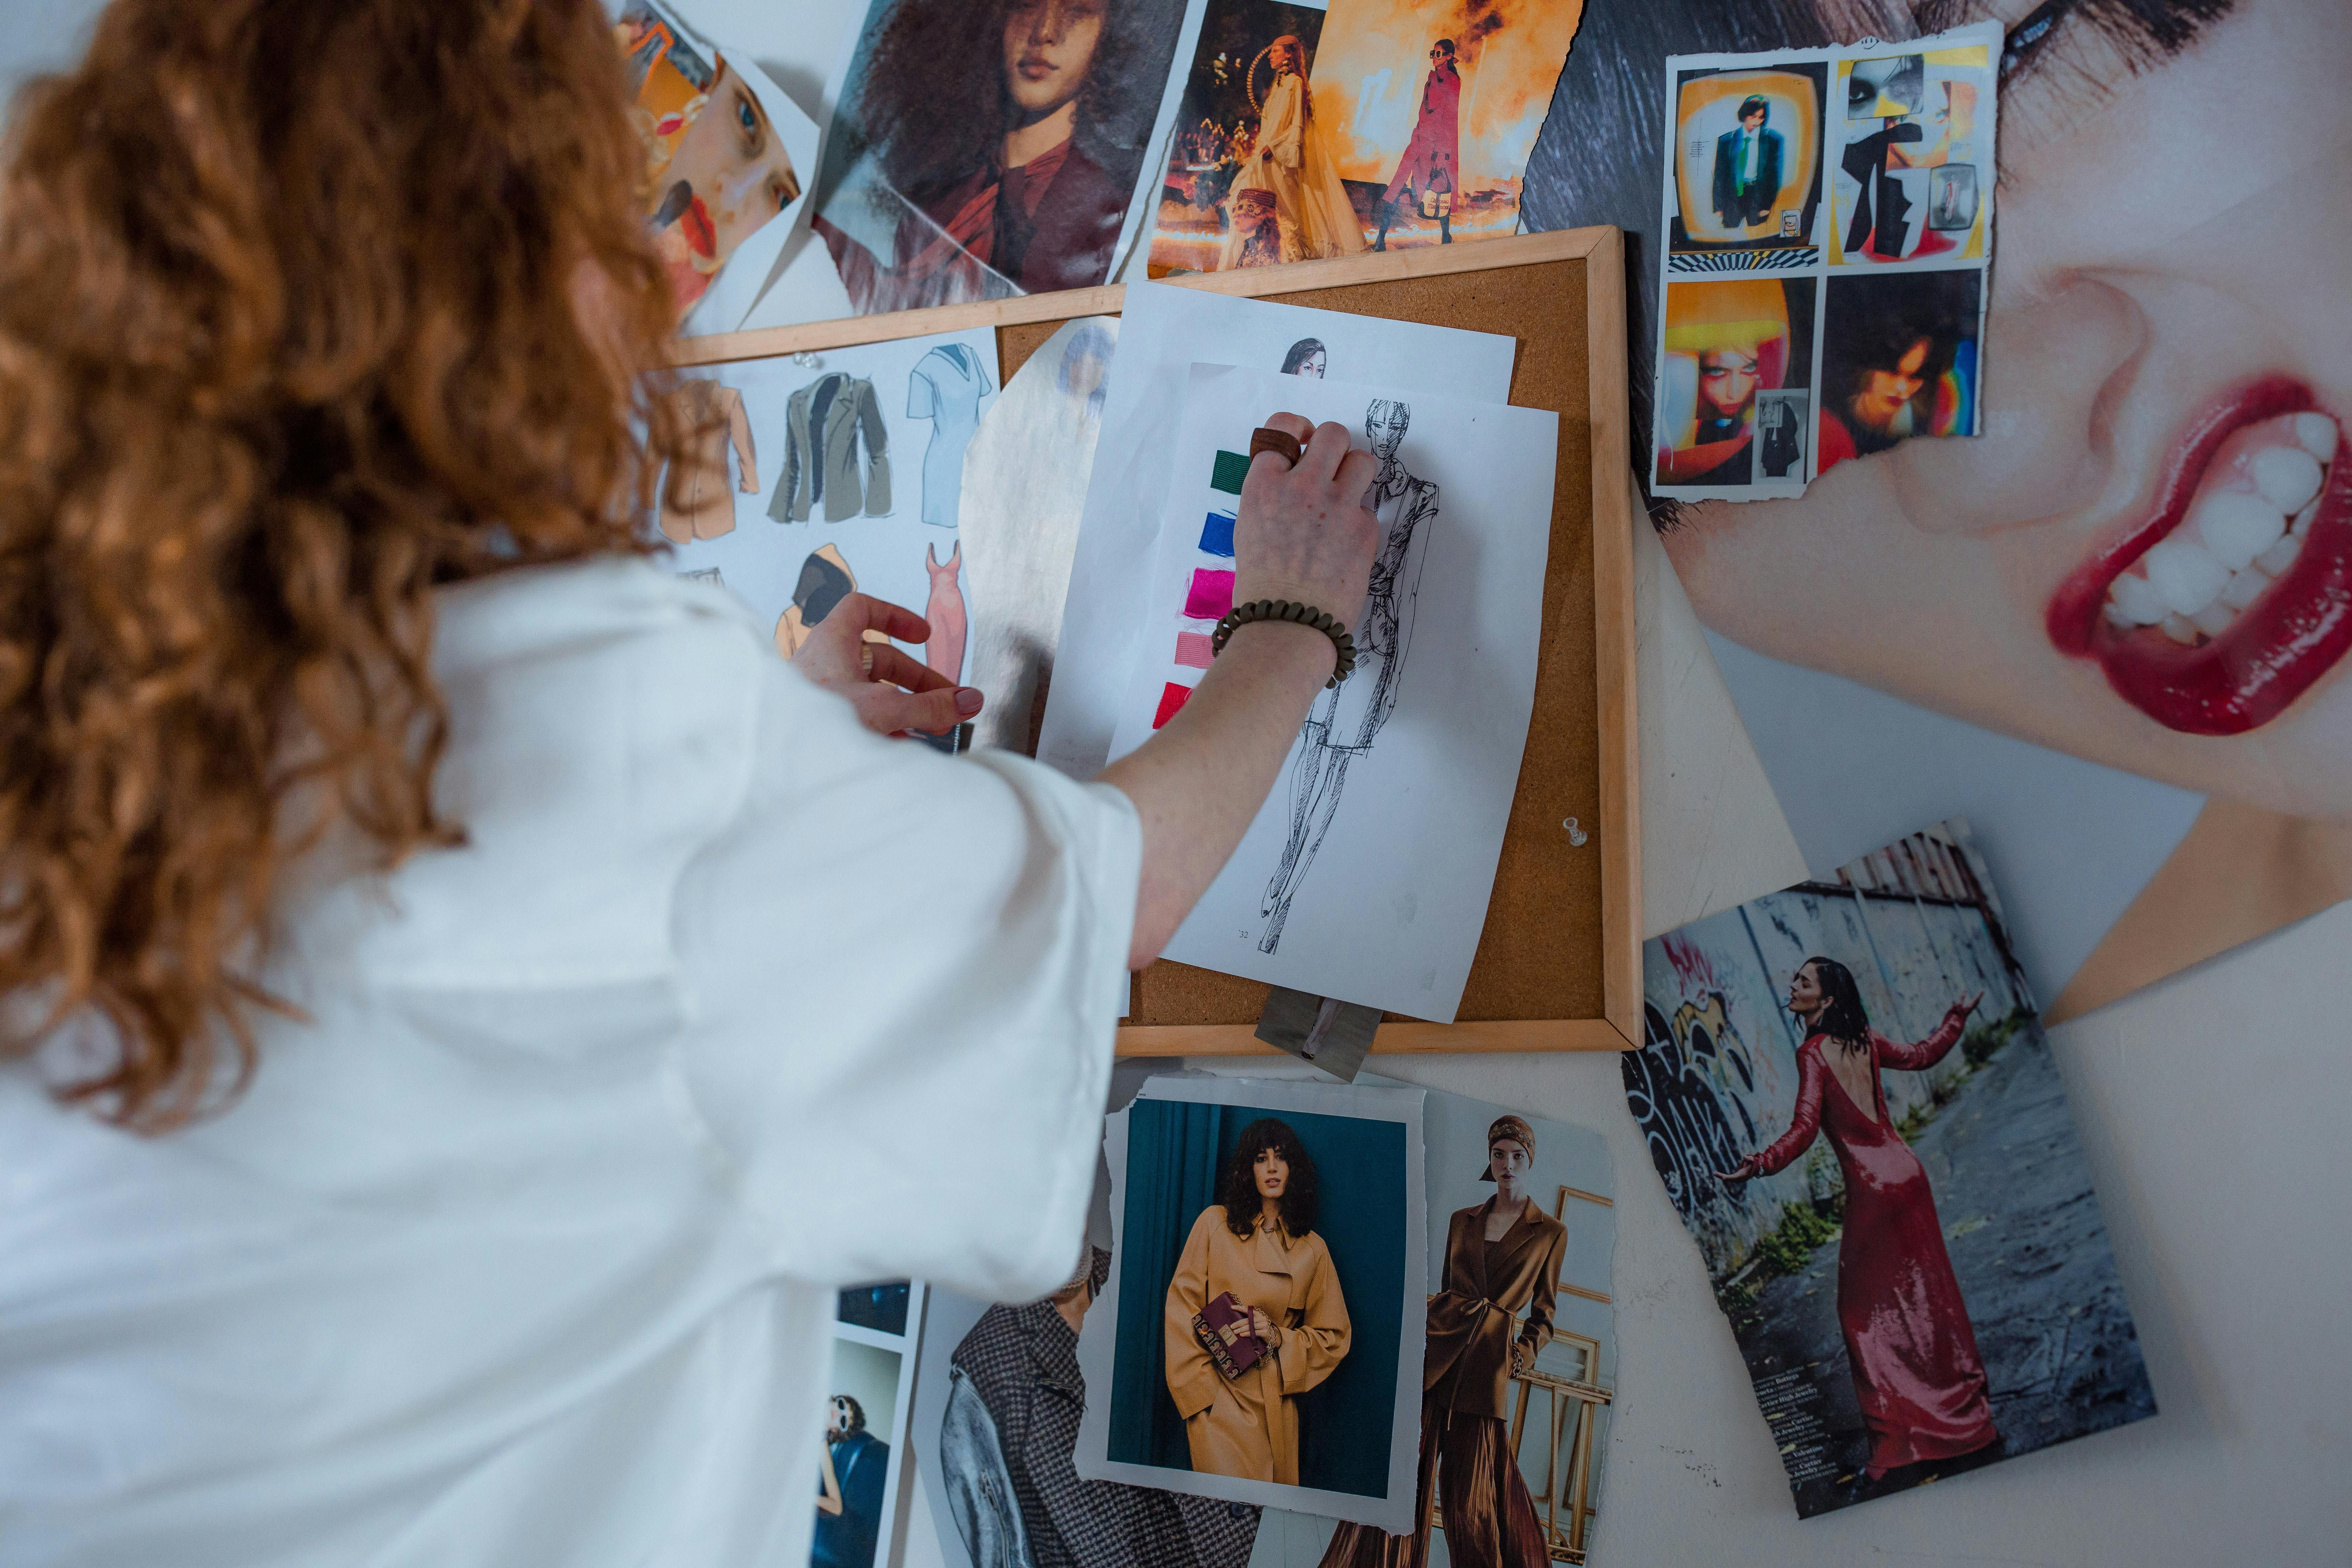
[{"left": 1649, "top": 22, "right": 1998, "bottom": 502}]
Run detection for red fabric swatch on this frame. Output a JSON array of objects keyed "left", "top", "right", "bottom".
[{"left": 1153, "top": 681, "right": 1195, "bottom": 729}]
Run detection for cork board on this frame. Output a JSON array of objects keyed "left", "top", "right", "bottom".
[{"left": 681, "top": 227, "right": 1641, "bottom": 1053}]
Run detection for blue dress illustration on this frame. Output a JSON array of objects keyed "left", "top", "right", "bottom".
[{"left": 908, "top": 343, "right": 996, "bottom": 530}]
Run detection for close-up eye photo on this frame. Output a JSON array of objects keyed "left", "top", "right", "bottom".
[{"left": 0, "top": 1, "right": 2338, "bottom": 1567}]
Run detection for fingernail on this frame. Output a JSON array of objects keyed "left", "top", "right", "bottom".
[{"left": 955, "top": 687, "right": 983, "bottom": 717}]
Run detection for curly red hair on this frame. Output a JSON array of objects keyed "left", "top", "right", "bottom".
[{"left": 0, "top": 0, "right": 686, "bottom": 1127}]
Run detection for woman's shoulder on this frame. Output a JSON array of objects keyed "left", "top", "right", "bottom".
[{"left": 432, "top": 555, "right": 765, "bottom": 680}]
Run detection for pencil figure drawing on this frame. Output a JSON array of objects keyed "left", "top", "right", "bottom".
[{"left": 1258, "top": 398, "right": 1436, "bottom": 953}]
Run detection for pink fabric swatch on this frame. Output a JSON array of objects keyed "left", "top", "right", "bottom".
[
  {"left": 1183, "top": 569, "right": 1236, "bottom": 622},
  {"left": 1174, "top": 631, "right": 1216, "bottom": 670}
]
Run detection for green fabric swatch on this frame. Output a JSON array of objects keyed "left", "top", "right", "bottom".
[{"left": 1210, "top": 450, "right": 1250, "bottom": 495}]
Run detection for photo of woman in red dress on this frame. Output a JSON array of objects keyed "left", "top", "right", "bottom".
[{"left": 1716, "top": 957, "right": 1999, "bottom": 1479}]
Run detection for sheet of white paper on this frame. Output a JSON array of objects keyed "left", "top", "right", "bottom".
[
  {"left": 657, "top": 327, "right": 998, "bottom": 682},
  {"left": 1105, "top": 364, "right": 1556, "bottom": 1022},
  {"left": 1038, "top": 281, "right": 1517, "bottom": 781}
]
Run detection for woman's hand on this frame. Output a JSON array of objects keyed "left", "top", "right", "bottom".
[
  {"left": 1233, "top": 412, "right": 1380, "bottom": 641},
  {"left": 790, "top": 592, "right": 983, "bottom": 737},
  {"left": 1952, "top": 991, "right": 1985, "bottom": 1021},
  {"left": 1714, "top": 1157, "right": 1755, "bottom": 1186},
  {"left": 1248, "top": 1306, "right": 1283, "bottom": 1349}
]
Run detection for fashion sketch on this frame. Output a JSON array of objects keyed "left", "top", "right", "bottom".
[
  {"left": 656, "top": 379, "right": 757, "bottom": 542},
  {"left": 772, "top": 371, "right": 892, "bottom": 523},
  {"left": 1258, "top": 399, "right": 1435, "bottom": 954},
  {"left": 909, "top": 343, "right": 995, "bottom": 530},
  {"left": 775, "top": 542, "right": 887, "bottom": 660},
  {"left": 924, "top": 541, "right": 967, "bottom": 685}
]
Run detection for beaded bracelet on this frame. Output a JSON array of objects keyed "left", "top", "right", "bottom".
[{"left": 1210, "top": 599, "right": 1358, "bottom": 688}]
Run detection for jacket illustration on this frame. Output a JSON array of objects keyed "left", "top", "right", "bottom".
[
  {"left": 1421, "top": 1198, "right": 1568, "bottom": 1420},
  {"left": 656, "top": 379, "right": 757, "bottom": 543},
  {"left": 774, "top": 372, "right": 892, "bottom": 523}
]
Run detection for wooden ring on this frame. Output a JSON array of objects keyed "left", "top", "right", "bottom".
[{"left": 1250, "top": 426, "right": 1304, "bottom": 469}]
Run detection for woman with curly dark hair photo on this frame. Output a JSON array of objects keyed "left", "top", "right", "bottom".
[
  {"left": 815, "top": 0, "right": 1188, "bottom": 312},
  {"left": 1162, "top": 1117, "right": 1353, "bottom": 1485}
]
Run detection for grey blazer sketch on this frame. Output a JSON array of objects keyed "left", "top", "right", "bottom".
[{"left": 773, "top": 371, "right": 892, "bottom": 523}]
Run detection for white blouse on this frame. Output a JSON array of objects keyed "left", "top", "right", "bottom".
[{"left": 0, "top": 558, "right": 1140, "bottom": 1567}]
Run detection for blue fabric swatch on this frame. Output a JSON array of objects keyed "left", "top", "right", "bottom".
[{"left": 1197, "top": 510, "right": 1237, "bottom": 558}]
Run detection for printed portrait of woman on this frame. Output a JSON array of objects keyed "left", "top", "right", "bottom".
[
  {"left": 1656, "top": 276, "right": 1811, "bottom": 489},
  {"left": 1162, "top": 1117, "right": 1352, "bottom": 1486},
  {"left": 1715, "top": 959, "right": 1997, "bottom": 1480},
  {"left": 617, "top": 3, "right": 803, "bottom": 322},
  {"left": 1528, "top": 0, "right": 2352, "bottom": 1010},
  {"left": 1815, "top": 269, "right": 1977, "bottom": 476},
  {"left": 816, "top": 0, "right": 1185, "bottom": 314},
  {"left": 1321, "top": 1116, "right": 1567, "bottom": 1568},
  {"left": 1219, "top": 35, "right": 1366, "bottom": 270},
  {"left": 1282, "top": 337, "right": 1328, "bottom": 378}
]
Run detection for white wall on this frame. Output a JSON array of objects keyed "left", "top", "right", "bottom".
[{"left": 5, "top": 6, "right": 2347, "bottom": 1564}]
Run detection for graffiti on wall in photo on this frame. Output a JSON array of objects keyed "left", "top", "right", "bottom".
[{"left": 1625, "top": 820, "right": 2157, "bottom": 1517}]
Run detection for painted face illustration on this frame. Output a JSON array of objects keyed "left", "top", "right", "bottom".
[
  {"left": 1294, "top": 349, "right": 1326, "bottom": 378},
  {"left": 1367, "top": 399, "right": 1410, "bottom": 462},
  {"left": 1003, "top": 0, "right": 1105, "bottom": 119},
  {"left": 649, "top": 60, "right": 799, "bottom": 316}
]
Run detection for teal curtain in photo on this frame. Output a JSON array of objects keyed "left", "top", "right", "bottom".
[{"left": 1107, "top": 1098, "right": 1409, "bottom": 1499}]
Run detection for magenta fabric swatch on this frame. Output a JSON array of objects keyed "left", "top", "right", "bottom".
[
  {"left": 1183, "top": 569, "right": 1236, "bottom": 621},
  {"left": 1174, "top": 631, "right": 1216, "bottom": 670}
]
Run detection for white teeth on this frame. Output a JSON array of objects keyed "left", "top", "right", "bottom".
[
  {"left": 2256, "top": 530, "right": 2303, "bottom": 576},
  {"left": 2250, "top": 446, "right": 2324, "bottom": 513},
  {"left": 2293, "top": 412, "right": 2338, "bottom": 462},
  {"left": 2219, "top": 564, "right": 2271, "bottom": 610},
  {"left": 2143, "top": 537, "right": 2235, "bottom": 613},
  {"left": 2293, "top": 499, "right": 2319, "bottom": 539},
  {"left": 2108, "top": 570, "right": 2169, "bottom": 625},
  {"left": 2160, "top": 613, "right": 2201, "bottom": 645},
  {"left": 2191, "top": 601, "right": 2236, "bottom": 637},
  {"left": 2189, "top": 491, "right": 2286, "bottom": 572}
]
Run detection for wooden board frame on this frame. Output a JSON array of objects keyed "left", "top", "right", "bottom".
[{"left": 680, "top": 226, "right": 1640, "bottom": 1054}]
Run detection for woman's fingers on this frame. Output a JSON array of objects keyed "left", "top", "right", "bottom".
[
  {"left": 1335, "top": 446, "right": 1378, "bottom": 504},
  {"left": 1262, "top": 410, "right": 1314, "bottom": 443},
  {"left": 836, "top": 591, "right": 932, "bottom": 647},
  {"left": 863, "top": 640, "right": 952, "bottom": 695},
  {"left": 1302, "top": 420, "right": 1354, "bottom": 483},
  {"left": 852, "top": 681, "right": 980, "bottom": 737}
]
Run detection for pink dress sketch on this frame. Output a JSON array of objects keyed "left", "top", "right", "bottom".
[{"left": 925, "top": 541, "right": 967, "bottom": 685}]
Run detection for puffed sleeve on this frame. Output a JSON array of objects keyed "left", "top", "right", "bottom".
[
  {"left": 670, "top": 629, "right": 1139, "bottom": 1303},
  {"left": 1747, "top": 1041, "right": 1826, "bottom": 1178},
  {"left": 1164, "top": 1209, "right": 1222, "bottom": 1421},
  {"left": 1278, "top": 1236, "right": 1351, "bottom": 1397}
]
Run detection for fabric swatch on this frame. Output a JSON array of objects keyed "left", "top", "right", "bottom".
[
  {"left": 1174, "top": 631, "right": 1216, "bottom": 670},
  {"left": 1183, "top": 568, "right": 1236, "bottom": 621},
  {"left": 1153, "top": 680, "right": 1195, "bottom": 729},
  {"left": 1197, "top": 510, "right": 1237, "bottom": 558},
  {"left": 1210, "top": 450, "right": 1250, "bottom": 495}
]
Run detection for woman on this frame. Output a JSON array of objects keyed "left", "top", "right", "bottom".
[
  {"left": 1527, "top": 0, "right": 2352, "bottom": 1013},
  {"left": 1715, "top": 959, "right": 1997, "bottom": 1479},
  {"left": 1219, "top": 35, "right": 1366, "bottom": 270},
  {"left": 1814, "top": 269, "right": 1976, "bottom": 476},
  {"left": 1322, "top": 1116, "right": 1566, "bottom": 1568},
  {"left": 0, "top": 2, "right": 1380, "bottom": 1562},
  {"left": 818, "top": 0, "right": 1168, "bottom": 312},
  {"left": 1282, "top": 337, "right": 1329, "bottom": 378},
  {"left": 1163, "top": 1118, "right": 1352, "bottom": 1485},
  {"left": 1373, "top": 38, "right": 1461, "bottom": 251}
]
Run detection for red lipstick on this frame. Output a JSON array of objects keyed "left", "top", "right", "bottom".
[{"left": 2047, "top": 376, "right": 2350, "bottom": 735}]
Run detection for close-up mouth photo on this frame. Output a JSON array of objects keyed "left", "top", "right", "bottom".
[{"left": 2047, "top": 376, "right": 2347, "bottom": 736}]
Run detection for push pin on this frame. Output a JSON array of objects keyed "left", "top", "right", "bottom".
[
  {"left": 791, "top": 350, "right": 824, "bottom": 370},
  {"left": 1563, "top": 817, "right": 1589, "bottom": 846}
]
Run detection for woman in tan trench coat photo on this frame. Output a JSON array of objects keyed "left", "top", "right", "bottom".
[
  {"left": 1322, "top": 1115, "right": 1568, "bottom": 1567},
  {"left": 1163, "top": 1118, "right": 1353, "bottom": 1485}
]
